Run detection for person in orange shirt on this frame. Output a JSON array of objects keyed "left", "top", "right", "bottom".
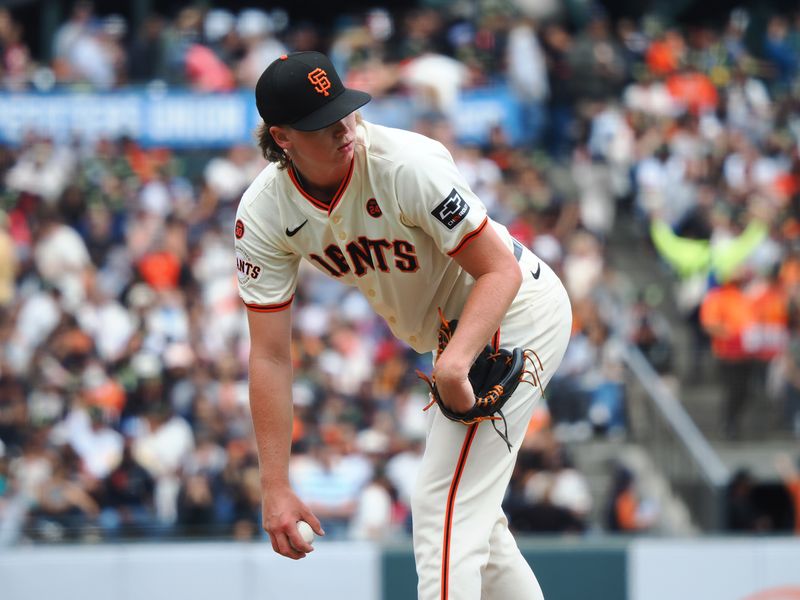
[
  {"left": 605, "top": 465, "right": 656, "bottom": 532},
  {"left": 666, "top": 67, "right": 718, "bottom": 115},
  {"left": 645, "top": 30, "right": 685, "bottom": 76},
  {"left": 700, "top": 271, "right": 759, "bottom": 438},
  {"left": 748, "top": 269, "right": 790, "bottom": 362}
]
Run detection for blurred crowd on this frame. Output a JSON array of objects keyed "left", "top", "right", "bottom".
[
  {"left": 725, "top": 453, "right": 800, "bottom": 535},
  {"left": 0, "top": 0, "right": 799, "bottom": 543}
]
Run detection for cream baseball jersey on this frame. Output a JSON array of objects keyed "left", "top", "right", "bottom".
[{"left": 235, "top": 120, "right": 518, "bottom": 353}]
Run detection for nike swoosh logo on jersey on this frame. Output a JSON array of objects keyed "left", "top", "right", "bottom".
[
  {"left": 285, "top": 220, "right": 308, "bottom": 237},
  {"left": 531, "top": 263, "right": 541, "bottom": 280}
]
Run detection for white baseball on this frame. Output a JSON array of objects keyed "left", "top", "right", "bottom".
[{"left": 296, "top": 520, "right": 315, "bottom": 546}]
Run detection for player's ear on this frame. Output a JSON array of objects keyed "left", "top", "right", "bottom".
[{"left": 269, "top": 125, "right": 292, "bottom": 151}]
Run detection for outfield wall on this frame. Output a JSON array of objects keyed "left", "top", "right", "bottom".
[
  {"left": 629, "top": 538, "right": 800, "bottom": 600},
  {"left": 1, "top": 537, "right": 799, "bottom": 600},
  {"left": 382, "top": 539, "right": 628, "bottom": 600}
]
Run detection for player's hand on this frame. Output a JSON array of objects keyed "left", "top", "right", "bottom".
[
  {"left": 261, "top": 486, "right": 324, "bottom": 560},
  {"left": 431, "top": 358, "right": 475, "bottom": 414}
]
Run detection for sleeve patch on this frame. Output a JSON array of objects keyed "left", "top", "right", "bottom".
[{"left": 431, "top": 188, "right": 470, "bottom": 230}]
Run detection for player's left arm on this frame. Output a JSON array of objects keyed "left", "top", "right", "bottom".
[{"left": 432, "top": 224, "right": 522, "bottom": 413}]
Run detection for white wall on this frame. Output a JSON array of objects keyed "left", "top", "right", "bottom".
[
  {"left": 0, "top": 541, "right": 381, "bottom": 600},
  {"left": 630, "top": 538, "right": 800, "bottom": 600}
]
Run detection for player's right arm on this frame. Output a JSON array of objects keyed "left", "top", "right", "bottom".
[{"left": 247, "top": 307, "right": 323, "bottom": 559}]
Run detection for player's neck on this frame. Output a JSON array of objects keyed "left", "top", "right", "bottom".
[{"left": 290, "top": 161, "right": 349, "bottom": 206}]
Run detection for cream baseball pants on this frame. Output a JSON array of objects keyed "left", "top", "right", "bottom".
[{"left": 412, "top": 250, "right": 572, "bottom": 600}]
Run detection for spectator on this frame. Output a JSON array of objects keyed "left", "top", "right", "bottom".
[
  {"left": 774, "top": 453, "right": 800, "bottom": 534},
  {"left": 229, "top": 462, "right": 262, "bottom": 540},
  {"left": 176, "top": 472, "right": 216, "bottom": 537},
  {"left": 778, "top": 330, "right": 800, "bottom": 438},
  {"left": 75, "top": 277, "right": 136, "bottom": 363},
  {"left": 665, "top": 66, "right": 719, "bottom": 116},
  {"left": 349, "top": 468, "right": 402, "bottom": 541},
  {"left": 200, "top": 145, "right": 265, "bottom": 227},
  {"left": 568, "top": 7, "right": 626, "bottom": 103},
  {"left": 6, "top": 139, "right": 76, "bottom": 203},
  {"left": 8, "top": 429, "right": 52, "bottom": 507},
  {"left": 699, "top": 267, "right": 765, "bottom": 438},
  {"left": 33, "top": 212, "right": 92, "bottom": 310},
  {"left": 0, "top": 453, "right": 28, "bottom": 546},
  {"left": 764, "top": 16, "right": 799, "bottom": 91},
  {"left": 52, "top": 0, "right": 94, "bottom": 83},
  {"left": 627, "top": 292, "right": 674, "bottom": 376},
  {"left": 184, "top": 43, "right": 235, "bottom": 92},
  {"left": 605, "top": 465, "right": 656, "bottom": 533},
  {"left": 504, "top": 440, "right": 586, "bottom": 534},
  {"left": 127, "top": 14, "right": 166, "bottom": 83},
  {"left": 749, "top": 265, "right": 789, "bottom": 364},
  {"left": 62, "top": 14, "right": 125, "bottom": 90},
  {"left": 161, "top": 7, "right": 202, "bottom": 85},
  {"left": 506, "top": 17, "right": 549, "bottom": 146},
  {"left": 202, "top": 10, "right": 237, "bottom": 66},
  {"left": 400, "top": 52, "right": 469, "bottom": 117},
  {"left": 291, "top": 443, "right": 362, "bottom": 540},
  {"left": 99, "top": 439, "right": 157, "bottom": 538},
  {"left": 526, "top": 444, "right": 592, "bottom": 530},
  {"left": 541, "top": 23, "right": 577, "bottom": 157},
  {"left": 645, "top": 29, "right": 685, "bottom": 77},
  {"left": 131, "top": 403, "right": 195, "bottom": 527},
  {"left": 571, "top": 143, "right": 616, "bottom": 240},
  {"left": 0, "top": 377, "right": 26, "bottom": 451},
  {"left": 0, "top": 9, "right": 32, "bottom": 91},
  {"left": 726, "top": 65, "right": 773, "bottom": 141},
  {"left": 50, "top": 401, "right": 123, "bottom": 481},
  {"left": 635, "top": 144, "right": 689, "bottom": 224},
  {"left": 726, "top": 468, "right": 771, "bottom": 532},
  {"left": 0, "top": 211, "right": 16, "bottom": 308},
  {"left": 235, "top": 9, "right": 287, "bottom": 88},
  {"left": 562, "top": 231, "right": 604, "bottom": 303},
  {"left": 32, "top": 450, "right": 99, "bottom": 541}
]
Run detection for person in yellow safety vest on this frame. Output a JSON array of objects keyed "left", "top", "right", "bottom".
[
  {"left": 650, "top": 216, "right": 768, "bottom": 284},
  {"left": 649, "top": 205, "right": 770, "bottom": 380}
]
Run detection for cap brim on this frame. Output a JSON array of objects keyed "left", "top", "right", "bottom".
[{"left": 291, "top": 89, "right": 372, "bottom": 131}]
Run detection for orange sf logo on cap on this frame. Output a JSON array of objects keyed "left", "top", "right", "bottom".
[{"left": 308, "top": 68, "right": 331, "bottom": 96}]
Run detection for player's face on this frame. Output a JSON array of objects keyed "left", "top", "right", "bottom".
[{"left": 277, "top": 113, "right": 357, "bottom": 171}]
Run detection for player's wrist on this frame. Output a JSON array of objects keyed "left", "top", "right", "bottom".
[
  {"left": 434, "top": 350, "right": 472, "bottom": 379},
  {"left": 432, "top": 364, "right": 470, "bottom": 387},
  {"left": 260, "top": 474, "right": 292, "bottom": 492}
]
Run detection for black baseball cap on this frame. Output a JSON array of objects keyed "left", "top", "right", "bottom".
[{"left": 255, "top": 51, "right": 372, "bottom": 131}]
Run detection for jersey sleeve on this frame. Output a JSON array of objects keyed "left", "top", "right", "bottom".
[
  {"left": 394, "top": 141, "right": 489, "bottom": 256},
  {"left": 234, "top": 212, "right": 300, "bottom": 312}
]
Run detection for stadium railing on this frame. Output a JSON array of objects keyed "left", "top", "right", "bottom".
[{"left": 623, "top": 344, "right": 730, "bottom": 531}]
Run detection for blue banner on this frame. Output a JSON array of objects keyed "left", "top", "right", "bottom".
[{"left": 0, "top": 87, "right": 524, "bottom": 148}]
